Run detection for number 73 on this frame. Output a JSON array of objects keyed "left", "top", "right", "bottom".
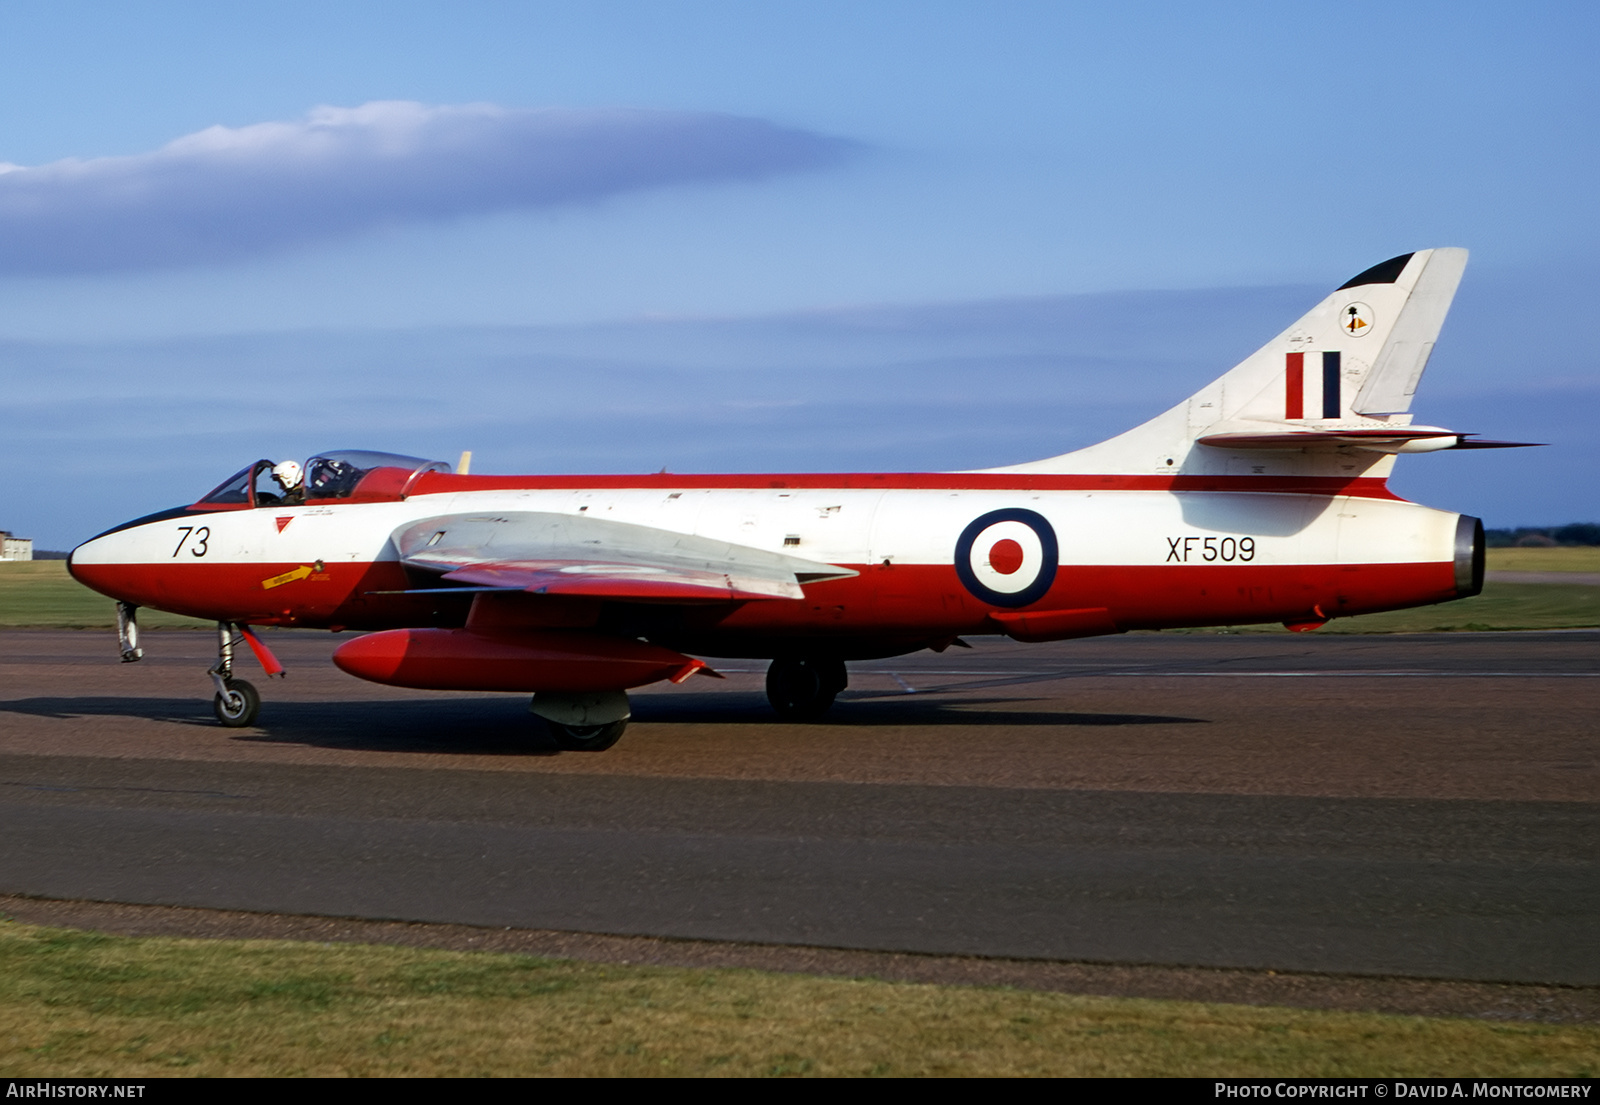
[{"left": 173, "top": 526, "right": 210, "bottom": 557}]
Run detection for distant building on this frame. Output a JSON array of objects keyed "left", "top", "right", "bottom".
[{"left": 1, "top": 531, "right": 33, "bottom": 561}]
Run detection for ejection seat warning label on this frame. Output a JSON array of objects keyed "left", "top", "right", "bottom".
[{"left": 1166, "top": 536, "right": 1256, "bottom": 562}]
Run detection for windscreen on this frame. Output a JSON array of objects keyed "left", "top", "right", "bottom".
[{"left": 196, "top": 462, "right": 271, "bottom": 506}]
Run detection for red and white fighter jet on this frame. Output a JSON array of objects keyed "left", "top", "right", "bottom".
[{"left": 70, "top": 249, "right": 1531, "bottom": 749}]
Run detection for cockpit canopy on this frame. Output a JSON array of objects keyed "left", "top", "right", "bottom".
[{"left": 195, "top": 450, "right": 452, "bottom": 509}]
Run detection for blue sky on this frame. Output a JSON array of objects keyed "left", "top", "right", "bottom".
[{"left": 1, "top": 1, "right": 1595, "bottom": 546}]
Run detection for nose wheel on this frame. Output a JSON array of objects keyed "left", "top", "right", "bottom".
[
  {"left": 765, "top": 657, "right": 847, "bottom": 720},
  {"left": 213, "top": 679, "right": 261, "bottom": 727},
  {"left": 206, "top": 622, "right": 275, "bottom": 728}
]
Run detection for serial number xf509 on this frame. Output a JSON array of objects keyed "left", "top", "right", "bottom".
[
  {"left": 1165, "top": 536, "right": 1257, "bottom": 563},
  {"left": 71, "top": 249, "right": 1532, "bottom": 750}
]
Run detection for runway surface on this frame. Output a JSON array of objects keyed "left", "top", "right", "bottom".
[{"left": 0, "top": 628, "right": 1595, "bottom": 992}]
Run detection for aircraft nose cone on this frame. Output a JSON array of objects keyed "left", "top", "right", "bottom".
[
  {"left": 66, "top": 526, "right": 162, "bottom": 605},
  {"left": 67, "top": 505, "right": 198, "bottom": 605},
  {"left": 67, "top": 534, "right": 120, "bottom": 595},
  {"left": 65, "top": 534, "right": 104, "bottom": 584},
  {"left": 67, "top": 558, "right": 136, "bottom": 603}
]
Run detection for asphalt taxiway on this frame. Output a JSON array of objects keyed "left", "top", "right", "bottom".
[{"left": 0, "top": 628, "right": 1595, "bottom": 1002}]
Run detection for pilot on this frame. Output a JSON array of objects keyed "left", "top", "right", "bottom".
[
  {"left": 307, "top": 457, "right": 357, "bottom": 498},
  {"left": 272, "top": 461, "right": 305, "bottom": 505}
]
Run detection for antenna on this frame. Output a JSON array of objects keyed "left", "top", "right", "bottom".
[{"left": 456, "top": 450, "right": 472, "bottom": 475}]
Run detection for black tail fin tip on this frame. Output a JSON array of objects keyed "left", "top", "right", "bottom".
[{"left": 1338, "top": 253, "right": 1415, "bottom": 291}]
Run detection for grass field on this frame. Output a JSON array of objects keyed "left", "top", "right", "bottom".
[
  {"left": 4, "top": 552, "right": 1595, "bottom": 632},
  {"left": 0, "top": 561, "right": 207, "bottom": 628},
  {"left": 1256, "top": 582, "right": 1600, "bottom": 634},
  {"left": 1185, "top": 547, "right": 1600, "bottom": 633},
  {"left": 0, "top": 921, "right": 1593, "bottom": 1078},
  {"left": 1484, "top": 546, "right": 1600, "bottom": 572}
]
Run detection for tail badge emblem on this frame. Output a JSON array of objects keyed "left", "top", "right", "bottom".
[{"left": 1343, "top": 302, "right": 1374, "bottom": 336}]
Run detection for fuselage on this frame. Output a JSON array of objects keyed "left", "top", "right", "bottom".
[
  {"left": 57, "top": 249, "right": 1507, "bottom": 739},
  {"left": 70, "top": 468, "right": 1479, "bottom": 659}
]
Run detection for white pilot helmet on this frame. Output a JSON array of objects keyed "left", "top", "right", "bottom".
[{"left": 272, "top": 460, "right": 303, "bottom": 490}]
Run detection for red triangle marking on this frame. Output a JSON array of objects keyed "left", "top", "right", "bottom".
[{"left": 275, "top": 517, "right": 293, "bottom": 533}]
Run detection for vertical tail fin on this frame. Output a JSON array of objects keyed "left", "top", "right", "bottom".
[
  {"left": 1220, "top": 247, "right": 1467, "bottom": 425},
  {"left": 992, "top": 249, "right": 1469, "bottom": 476},
  {"left": 1349, "top": 250, "right": 1468, "bottom": 415}
]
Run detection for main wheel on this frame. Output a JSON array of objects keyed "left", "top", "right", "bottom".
[
  {"left": 213, "top": 678, "right": 261, "bottom": 728},
  {"left": 765, "top": 657, "right": 847, "bottom": 720},
  {"left": 549, "top": 719, "right": 628, "bottom": 752}
]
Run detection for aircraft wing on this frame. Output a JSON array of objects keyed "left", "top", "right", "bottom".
[{"left": 391, "top": 512, "right": 857, "bottom": 602}]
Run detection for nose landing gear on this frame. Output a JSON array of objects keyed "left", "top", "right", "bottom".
[{"left": 206, "top": 622, "right": 282, "bottom": 728}]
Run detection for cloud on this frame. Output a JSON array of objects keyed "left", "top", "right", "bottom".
[{"left": 0, "top": 102, "right": 859, "bottom": 274}]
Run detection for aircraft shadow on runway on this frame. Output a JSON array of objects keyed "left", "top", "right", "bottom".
[
  {"left": 0, "top": 696, "right": 228, "bottom": 727},
  {"left": 638, "top": 692, "right": 1208, "bottom": 729},
  {"left": 0, "top": 694, "right": 1209, "bottom": 755}
]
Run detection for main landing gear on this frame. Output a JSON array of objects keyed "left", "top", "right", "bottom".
[
  {"left": 549, "top": 720, "right": 628, "bottom": 752},
  {"left": 207, "top": 621, "right": 283, "bottom": 728},
  {"left": 765, "top": 657, "right": 847, "bottom": 721},
  {"left": 530, "top": 690, "right": 631, "bottom": 751}
]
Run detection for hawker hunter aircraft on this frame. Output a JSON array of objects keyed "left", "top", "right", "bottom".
[{"left": 71, "top": 249, "right": 1530, "bottom": 749}]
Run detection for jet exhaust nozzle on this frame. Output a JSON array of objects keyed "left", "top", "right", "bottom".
[{"left": 1454, "top": 514, "right": 1485, "bottom": 598}]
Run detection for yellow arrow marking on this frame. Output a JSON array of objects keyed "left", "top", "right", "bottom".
[{"left": 261, "top": 565, "right": 314, "bottom": 590}]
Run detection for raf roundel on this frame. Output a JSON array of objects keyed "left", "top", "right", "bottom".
[{"left": 954, "top": 508, "right": 1059, "bottom": 608}]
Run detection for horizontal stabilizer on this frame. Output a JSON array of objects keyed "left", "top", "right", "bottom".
[
  {"left": 1446, "top": 438, "right": 1545, "bottom": 450},
  {"left": 392, "top": 512, "right": 856, "bottom": 604},
  {"left": 1197, "top": 424, "right": 1543, "bottom": 454}
]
